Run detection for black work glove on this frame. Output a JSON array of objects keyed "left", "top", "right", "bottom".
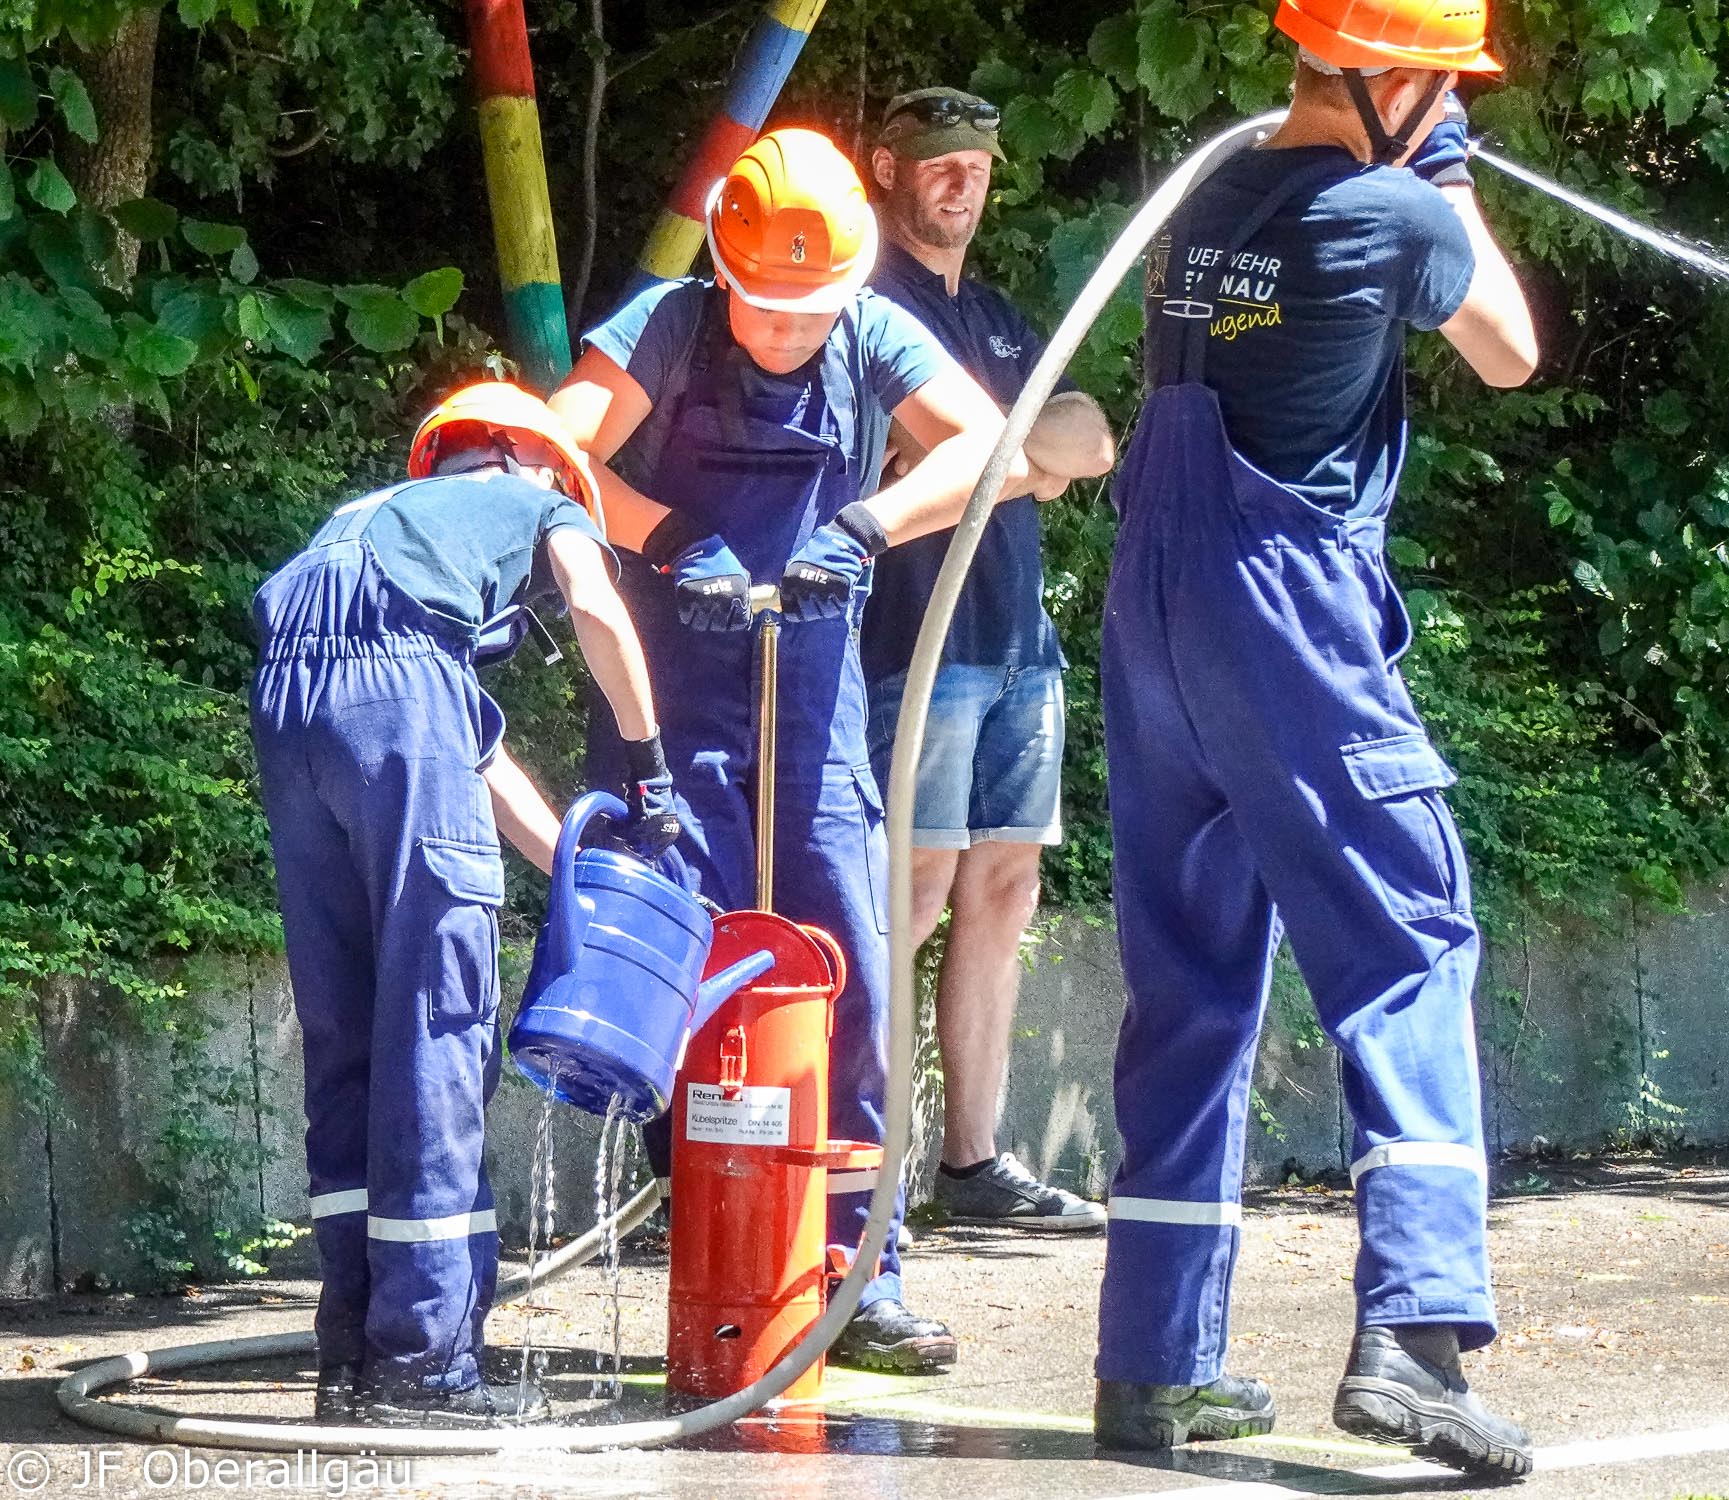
[
  {"left": 779, "top": 503, "right": 889, "bottom": 623},
  {"left": 621, "top": 732, "right": 681, "bottom": 858},
  {"left": 643, "top": 510, "right": 751, "bottom": 632}
]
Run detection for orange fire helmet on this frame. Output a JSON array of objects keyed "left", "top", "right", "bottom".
[
  {"left": 1275, "top": 0, "right": 1501, "bottom": 73},
  {"left": 705, "top": 128, "right": 880, "bottom": 313},
  {"left": 408, "top": 381, "right": 603, "bottom": 531}
]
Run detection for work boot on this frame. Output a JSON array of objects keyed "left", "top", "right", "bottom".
[
  {"left": 1333, "top": 1325, "right": 1534, "bottom": 1479},
  {"left": 1095, "top": 1374, "right": 1276, "bottom": 1448},
  {"left": 313, "top": 1363, "right": 363, "bottom": 1422},
  {"left": 829, "top": 1298, "right": 957, "bottom": 1373},
  {"left": 933, "top": 1152, "right": 1107, "bottom": 1232},
  {"left": 365, "top": 1378, "right": 552, "bottom": 1429}
]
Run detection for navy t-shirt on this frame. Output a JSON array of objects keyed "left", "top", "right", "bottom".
[
  {"left": 584, "top": 277, "right": 951, "bottom": 499},
  {"left": 311, "top": 470, "right": 611, "bottom": 647},
  {"left": 862, "top": 241, "right": 1070, "bottom": 677},
  {"left": 1145, "top": 146, "right": 1475, "bottom": 517}
]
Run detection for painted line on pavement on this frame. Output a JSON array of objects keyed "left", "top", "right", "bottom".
[{"left": 1090, "top": 1421, "right": 1729, "bottom": 1498}]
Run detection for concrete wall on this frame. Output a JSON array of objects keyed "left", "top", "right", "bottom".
[{"left": 4, "top": 884, "right": 1727, "bottom": 1295}]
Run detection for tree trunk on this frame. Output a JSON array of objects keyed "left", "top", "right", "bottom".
[
  {"left": 567, "top": 0, "right": 606, "bottom": 328},
  {"left": 65, "top": 6, "right": 160, "bottom": 283}
]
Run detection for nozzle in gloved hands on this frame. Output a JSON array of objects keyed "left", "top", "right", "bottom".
[
  {"left": 779, "top": 503, "right": 889, "bottom": 623},
  {"left": 1407, "top": 92, "right": 1474, "bottom": 188},
  {"left": 643, "top": 511, "right": 752, "bottom": 631},
  {"left": 621, "top": 732, "right": 682, "bottom": 857}
]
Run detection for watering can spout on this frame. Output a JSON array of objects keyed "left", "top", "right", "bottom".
[{"left": 691, "top": 949, "right": 776, "bottom": 1036}]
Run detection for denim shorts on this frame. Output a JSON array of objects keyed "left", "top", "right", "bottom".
[{"left": 866, "top": 664, "right": 1064, "bottom": 849}]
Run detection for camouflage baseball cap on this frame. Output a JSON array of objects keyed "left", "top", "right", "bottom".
[{"left": 877, "top": 87, "right": 1006, "bottom": 163}]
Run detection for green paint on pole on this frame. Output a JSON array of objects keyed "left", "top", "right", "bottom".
[{"left": 504, "top": 280, "right": 573, "bottom": 392}]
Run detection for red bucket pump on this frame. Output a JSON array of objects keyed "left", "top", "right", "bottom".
[{"left": 666, "top": 588, "right": 884, "bottom": 1400}]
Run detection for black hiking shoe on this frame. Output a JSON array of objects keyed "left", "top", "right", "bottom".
[
  {"left": 1333, "top": 1326, "right": 1533, "bottom": 1479},
  {"left": 1095, "top": 1373, "right": 1276, "bottom": 1448},
  {"left": 313, "top": 1363, "right": 363, "bottom": 1422},
  {"left": 829, "top": 1298, "right": 957, "bottom": 1374},
  {"left": 933, "top": 1152, "right": 1107, "bottom": 1231},
  {"left": 365, "top": 1378, "right": 552, "bottom": 1429}
]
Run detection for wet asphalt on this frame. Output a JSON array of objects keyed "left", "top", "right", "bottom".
[{"left": 2, "top": 1154, "right": 1726, "bottom": 1499}]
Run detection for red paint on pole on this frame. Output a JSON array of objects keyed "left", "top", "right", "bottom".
[
  {"left": 466, "top": 0, "right": 538, "bottom": 99},
  {"left": 668, "top": 117, "right": 759, "bottom": 222}
]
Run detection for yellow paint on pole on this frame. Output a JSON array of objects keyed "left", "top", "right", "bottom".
[
  {"left": 638, "top": 213, "right": 709, "bottom": 283},
  {"left": 768, "top": 0, "right": 826, "bottom": 30},
  {"left": 476, "top": 94, "right": 562, "bottom": 292}
]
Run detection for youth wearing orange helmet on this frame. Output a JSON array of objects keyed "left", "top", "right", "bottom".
[
  {"left": 249, "top": 380, "right": 673, "bottom": 1427},
  {"left": 1092, "top": 0, "right": 1536, "bottom": 1477},
  {"left": 552, "top": 127, "right": 1042, "bottom": 1374}
]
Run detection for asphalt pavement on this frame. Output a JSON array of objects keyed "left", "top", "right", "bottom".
[{"left": 2, "top": 1153, "right": 1726, "bottom": 1499}]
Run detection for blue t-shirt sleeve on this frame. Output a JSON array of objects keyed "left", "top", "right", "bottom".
[
  {"left": 582, "top": 279, "right": 705, "bottom": 402},
  {"left": 1376, "top": 177, "right": 1476, "bottom": 332},
  {"left": 539, "top": 495, "right": 617, "bottom": 580},
  {"left": 859, "top": 290, "right": 960, "bottom": 413}
]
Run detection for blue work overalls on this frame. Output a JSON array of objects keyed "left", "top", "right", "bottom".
[
  {"left": 589, "top": 297, "right": 905, "bottom": 1305},
  {"left": 1096, "top": 162, "right": 1495, "bottom": 1387},
  {"left": 250, "top": 483, "right": 521, "bottom": 1395}
]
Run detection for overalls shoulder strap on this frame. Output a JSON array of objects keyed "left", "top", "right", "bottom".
[
  {"left": 311, "top": 479, "right": 420, "bottom": 546},
  {"left": 1157, "top": 156, "right": 1345, "bottom": 390}
]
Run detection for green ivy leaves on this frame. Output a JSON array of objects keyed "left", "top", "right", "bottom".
[
  {"left": 46, "top": 63, "right": 94, "bottom": 141},
  {"left": 0, "top": 151, "right": 464, "bottom": 434}
]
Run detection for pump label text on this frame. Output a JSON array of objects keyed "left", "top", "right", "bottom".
[{"left": 685, "top": 1084, "right": 792, "bottom": 1146}]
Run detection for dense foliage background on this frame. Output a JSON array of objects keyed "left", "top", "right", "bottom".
[{"left": 4, "top": 0, "right": 1728, "bottom": 1280}]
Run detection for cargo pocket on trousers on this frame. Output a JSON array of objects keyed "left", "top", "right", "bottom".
[
  {"left": 1339, "top": 734, "right": 1470, "bottom": 922},
  {"left": 851, "top": 764, "right": 892, "bottom": 936},
  {"left": 416, "top": 837, "right": 506, "bottom": 1030}
]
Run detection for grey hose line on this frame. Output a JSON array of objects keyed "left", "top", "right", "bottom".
[{"left": 57, "top": 109, "right": 1285, "bottom": 1458}]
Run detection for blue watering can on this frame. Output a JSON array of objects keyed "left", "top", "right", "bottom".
[{"left": 507, "top": 790, "right": 774, "bottom": 1122}]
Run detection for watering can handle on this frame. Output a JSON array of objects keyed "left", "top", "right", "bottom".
[{"left": 548, "top": 790, "right": 628, "bottom": 974}]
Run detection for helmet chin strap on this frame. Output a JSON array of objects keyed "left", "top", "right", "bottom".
[
  {"left": 431, "top": 427, "right": 572, "bottom": 492},
  {"left": 1342, "top": 68, "right": 1449, "bottom": 166}
]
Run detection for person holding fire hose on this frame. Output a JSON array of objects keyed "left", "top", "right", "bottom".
[
  {"left": 551, "top": 126, "right": 1051, "bottom": 1373},
  {"left": 1093, "top": 0, "right": 1539, "bottom": 1478},
  {"left": 250, "top": 382, "right": 678, "bottom": 1428}
]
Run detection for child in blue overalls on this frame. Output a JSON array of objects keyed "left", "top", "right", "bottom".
[
  {"left": 251, "top": 382, "right": 677, "bottom": 1427},
  {"left": 1093, "top": 0, "right": 1540, "bottom": 1478},
  {"left": 553, "top": 128, "right": 1047, "bottom": 1372}
]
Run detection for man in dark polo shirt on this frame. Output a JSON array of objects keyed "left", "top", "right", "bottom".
[{"left": 863, "top": 88, "right": 1116, "bottom": 1230}]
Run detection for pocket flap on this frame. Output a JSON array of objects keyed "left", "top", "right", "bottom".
[
  {"left": 1340, "top": 733, "right": 1457, "bottom": 801},
  {"left": 418, "top": 838, "right": 505, "bottom": 905}
]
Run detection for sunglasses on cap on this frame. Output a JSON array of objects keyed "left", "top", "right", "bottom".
[{"left": 885, "top": 95, "right": 1002, "bottom": 133}]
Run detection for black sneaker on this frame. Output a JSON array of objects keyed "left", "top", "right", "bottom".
[
  {"left": 933, "top": 1153, "right": 1107, "bottom": 1231},
  {"left": 1333, "top": 1326, "right": 1534, "bottom": 1478},
  {"left": 314, "top": 1363, "right": 363, "bottom": 1422},
  {"left": 828, "top": 1298, "right": 957, "bottom": 1374},
  {"left": 1095, "top": 1373, "right": 1276, "bottom": 1448},
  {"left": 365, "top": 1378, "right": 552, "bottom": 1429}
]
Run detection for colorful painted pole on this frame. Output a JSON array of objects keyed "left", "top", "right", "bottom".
[
  {"left": 632, "top": 0, "right": 828, "bottom": 293},
  {"left": 465, "top": 0, "right": 572, "bottom": 391}
]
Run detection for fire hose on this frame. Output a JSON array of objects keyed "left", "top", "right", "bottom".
[{"left": 56, "top": 110, "right": 1287, "bottom": 1455}]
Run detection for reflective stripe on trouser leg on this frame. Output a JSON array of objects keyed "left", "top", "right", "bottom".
[
  {"left": 1153, "top": 388, "right": 1496, "bottom": 1351},
  {"left": 1098, "top": 391, "right": 1498, "bottom": 1383},
  {"left": 360, "top": 714, "right": 503, "bottom": 1396},
  {"left": 1097, "top": 559, "right": 1279, "bottom": 1384},
  {"left": 253, "top": 545, "right": 505, "bottom": 1396},
  {"left": 253, "top": 681, "right": 377, "bottom": 1374}
]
